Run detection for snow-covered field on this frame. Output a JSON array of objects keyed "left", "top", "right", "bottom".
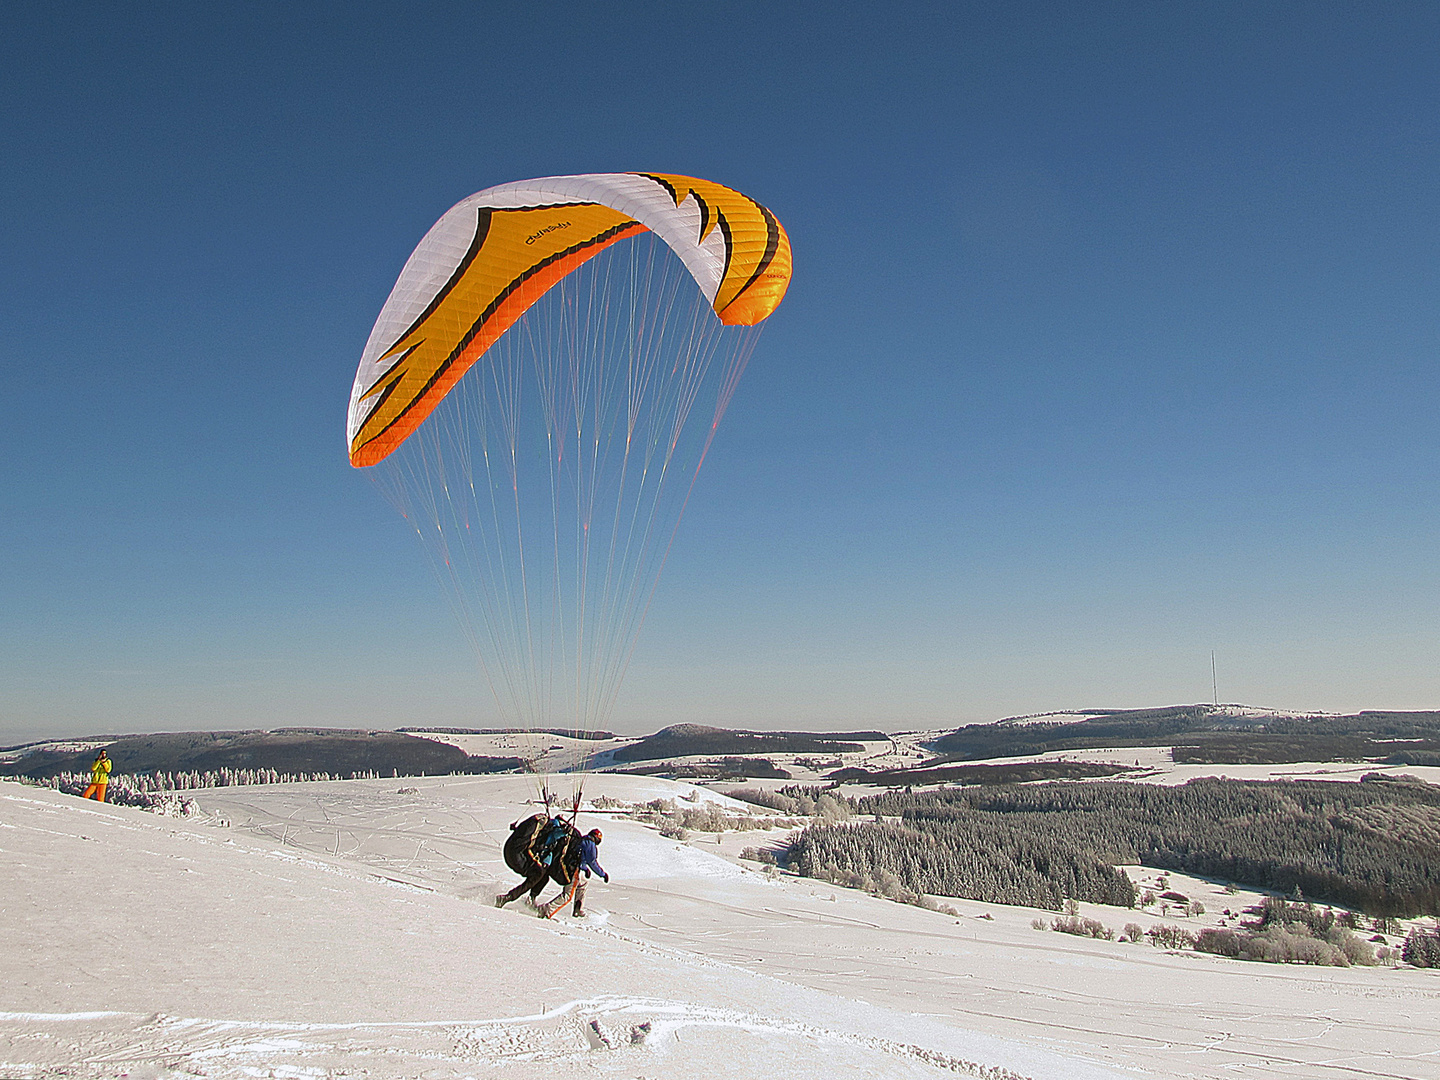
[
  {"left": 3, "top": 775, "right": 1438, "bottom": 1079},
  {"left": 407, "top": 730, "right": 629, "bottom": 774}
]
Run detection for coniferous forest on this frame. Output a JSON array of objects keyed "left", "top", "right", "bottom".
[{"left": 789, "top": 777, "right": 1440, "bottom": 916}]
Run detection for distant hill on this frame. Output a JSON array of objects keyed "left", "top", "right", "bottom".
[
  {"left": 9, "top": 705, "right": 1439, "bottom": 782},
  {"left": 611, "top": 724, "right": 884, "bottom": 764},
  {"left": 0, "top": 729, "right": 522, "bottom": 779},
  {"left": 617, "top": 756, "right": 794, "bottom": 780},
  {"left": 826, "top": 760, "right": 1138, "bottom": 786},
  {"left": 931, "top": 705, "right": 1440, "bottom": 763},
  {"left": 398, "top": 727, "right": 615, "bottom": 740}
]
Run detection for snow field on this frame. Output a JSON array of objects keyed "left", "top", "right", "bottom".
[{"left": 3, "top": 775, "right": 1438, "bottom": 1079}]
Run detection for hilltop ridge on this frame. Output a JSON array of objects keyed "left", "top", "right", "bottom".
[{"left": 6, "top": 704, "right": 1440, "bottom": 783}]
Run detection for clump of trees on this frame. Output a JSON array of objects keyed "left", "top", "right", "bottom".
[
  {"left": 1402, "top": 925, "right": 1440, "bottom": 967},
  {"left": 726, "top": 785, "right": 853, "bottom": 819},
  {"left": 1034, "top": 912, "right": 1199, "bottom": 948},
  {"left": 791, "top": 816, "right": 1137, "bottom": 910},
  {"left": 1056, "top": 916, "right": 1113, "bottom": 940},
  {"left": 1036, "top": 903, "right": 1115, "bottom": 940},
  {"left": 1193, "top": 897, "right": 1375, "bottom": 967},
  {"left": 616, "top": 797, "right": 804, "bottom": 840},
  {"left": 1146, "top": 925, "right": 1197, "bottom": 950}
]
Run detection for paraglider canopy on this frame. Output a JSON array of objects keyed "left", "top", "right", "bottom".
[
  {"left": 347, "top": 173, "right": 792, "bottom": 468},
  {"left": 348, "top": 172, "right": 789, "bottom": 797}
]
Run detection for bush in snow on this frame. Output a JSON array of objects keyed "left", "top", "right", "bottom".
[
  {"left": 26, "top": 773, "right": 193, "bottom": 813},
  {"left": 1194, "top": 928, "right": 1244, "bottom": 957},
  {"left": 1234, "top": 925, "right": 1352, "bottom": 966},
  {"left": 619, "top": 796, "right": 800, "bottom": 837},
  {"left": 1050, "top": 916, "right": 1114, "bottom": 939},
  {"left": 1146, "top": 925, "right": 1196, "bottom": 950}
]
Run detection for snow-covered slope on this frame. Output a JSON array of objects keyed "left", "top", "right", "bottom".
[
  {"left": 990, "top": 705, "right": 1340, "bottom": 727},
  {"left": 3, "top": 776, "right": 1436, "bottom": 1079}
]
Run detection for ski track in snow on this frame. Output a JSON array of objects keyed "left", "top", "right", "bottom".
[{"left": 1, "top": 999, "right": 1030, "bottom": 1080}]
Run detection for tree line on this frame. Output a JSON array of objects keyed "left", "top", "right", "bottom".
[
  {"left": 0, "top": 729, "right": 521, "bottom": 780},
  {"left": 20, "top": 766, "right": 387, "bottom": 811}
]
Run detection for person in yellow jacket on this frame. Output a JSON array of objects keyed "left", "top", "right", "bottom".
[{"left": 81, "top": 749, "right": 111, "bottom": 802}]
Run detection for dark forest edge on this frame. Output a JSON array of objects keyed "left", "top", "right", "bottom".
[
  {"left": 930, "top": 705, "right": 1440, "bottom": 763},
  {"left": 611, "top": 724, "right": 884, "bottom": 763},
  {"left": 781, "top": 777, "right": 1440, "bottom": 917},
  {"left": 828, "top": 761, "right": 1139, "bottom": 785}
]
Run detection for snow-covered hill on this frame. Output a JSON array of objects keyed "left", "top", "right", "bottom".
[
  {"left": 990, "top": 704, "right": 1341, "bottom": 728},
  {"left": 3, "top": 776, "right": 1437, "bottom": 1079}
]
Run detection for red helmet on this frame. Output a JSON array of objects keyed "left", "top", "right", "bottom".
[{"left": 588, "top": 828, "right": 602, "bottom": 843}]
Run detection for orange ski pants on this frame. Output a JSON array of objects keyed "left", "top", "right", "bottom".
[{"left": 82, "top": 783, "right": 107, "bottom": 802}]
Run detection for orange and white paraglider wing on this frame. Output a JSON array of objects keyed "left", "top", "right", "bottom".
[{"left": 346, "top": 173, "right": 791, "bottom": 467}]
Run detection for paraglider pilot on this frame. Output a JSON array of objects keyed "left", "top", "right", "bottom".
[
  {"left": 82, "top": 749, "right": 110, "bottom": 802},
  {"left": 496, "top": 814, "right": 577, "bottom": 909},
  {"left": 541, "top": 828, "right": 607, "bottom": 918}
]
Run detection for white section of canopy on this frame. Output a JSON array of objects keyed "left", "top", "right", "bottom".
[{"left": 346, "top": 173, "right": 730, "bottom": 451}]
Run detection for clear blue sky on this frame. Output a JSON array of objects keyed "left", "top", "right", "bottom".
[{"left": 4, "top": 2, "right": 1439, "bottom": 743}]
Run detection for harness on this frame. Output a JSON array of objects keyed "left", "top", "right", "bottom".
[{"left": 535, "top": 817, "right": 570, "bottom": 866}]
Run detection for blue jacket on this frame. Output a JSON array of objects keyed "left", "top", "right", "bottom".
[
  {"left": 578, "top": 837, "right": 607, "bottom": 880},
  {"left": 534, "top": 816, "right": 570, "bottom": 866}
]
